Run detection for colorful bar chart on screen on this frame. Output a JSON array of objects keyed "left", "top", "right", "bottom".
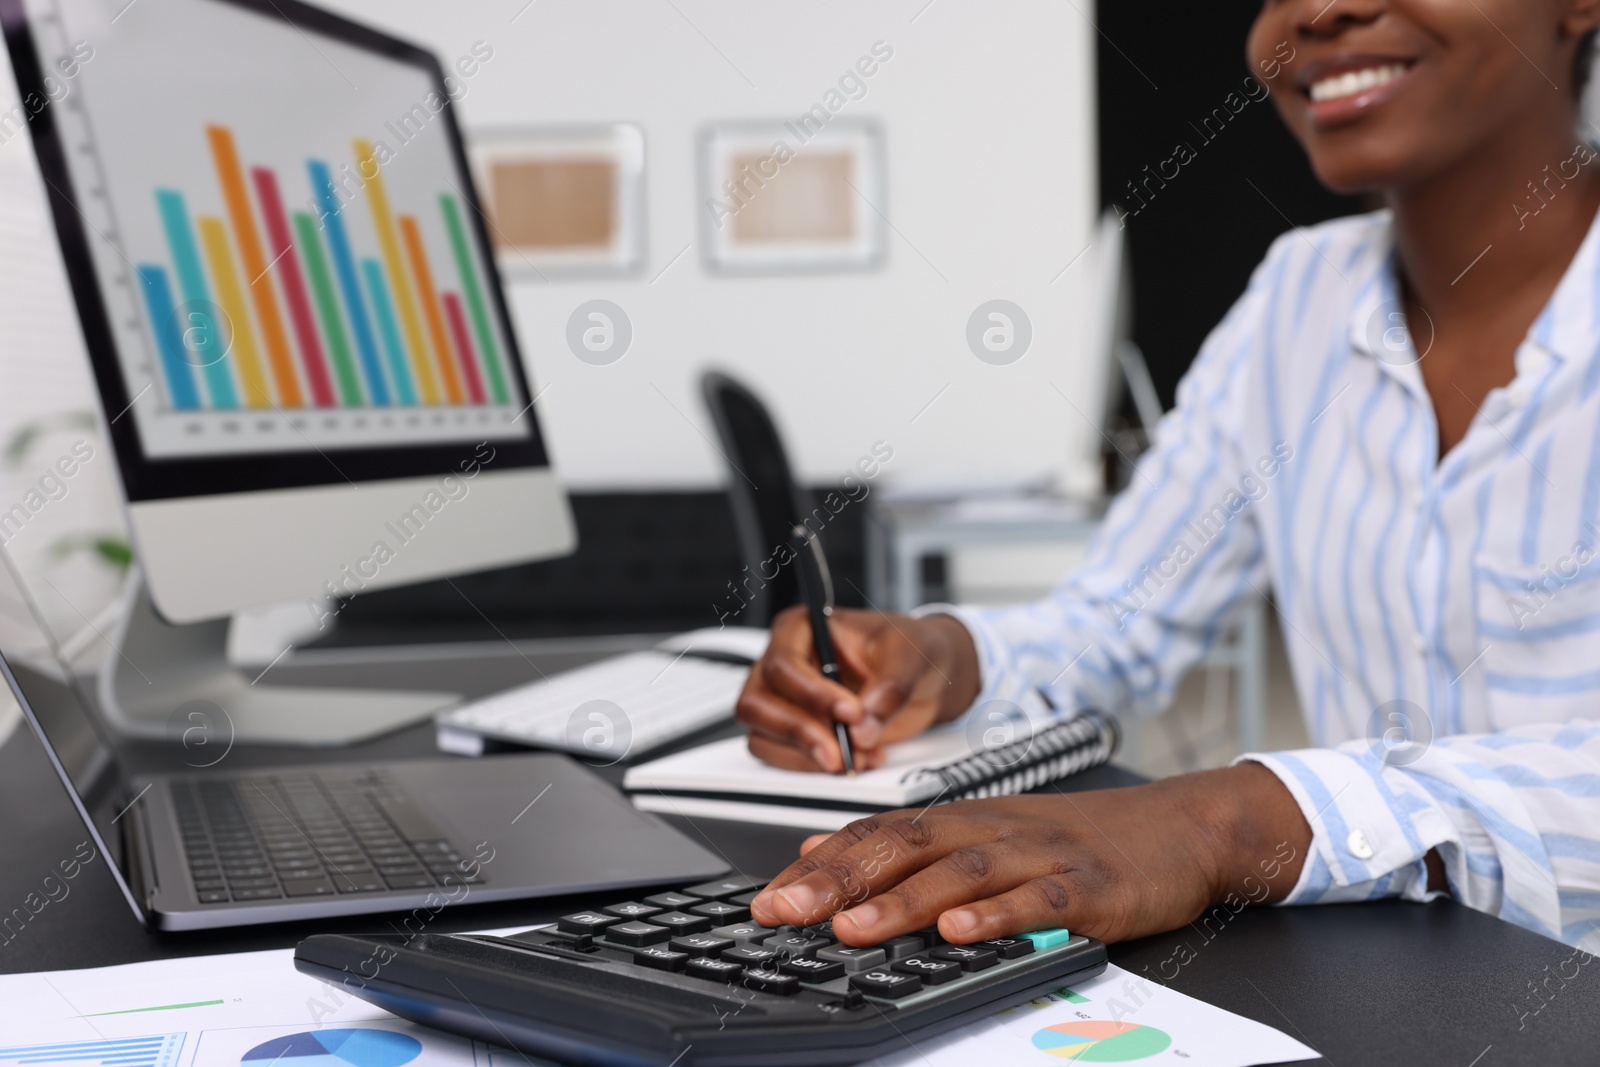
[
  {"left": 31, "top": 0, "right": 540, "bottom": 460},
  {"left": 0, "top": 1034, "right": 185, "bottom": 1067},
  {"left": 134, "top": 124, "right": 516, "bottom": 423}
]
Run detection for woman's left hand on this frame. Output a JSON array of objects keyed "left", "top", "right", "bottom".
[{"left": 749, "top": 763, "right": 1311, "bottom": 946}]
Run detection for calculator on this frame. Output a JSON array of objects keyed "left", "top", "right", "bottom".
[{"left": 294, "top": 876, "right": 1107, "bottom": 1066}]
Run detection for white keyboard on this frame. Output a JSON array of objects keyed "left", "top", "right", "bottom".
[{"left": 435, "top": 634, "right": 763, "bottom": 760}]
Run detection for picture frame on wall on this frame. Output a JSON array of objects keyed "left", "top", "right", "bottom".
[
  {"left": 697, "top": 118, "right": 886, "bottom": 274},
  {"left": 465, "top": 123, "right": 646, "bottom": 278}
]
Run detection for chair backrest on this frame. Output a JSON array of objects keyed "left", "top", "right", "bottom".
[
  {"left": 1091, "top": 207, "right": 1163, "bottom": 440},
  {"left": 700, "top": 370, "right": 813, "bottom": 625}
]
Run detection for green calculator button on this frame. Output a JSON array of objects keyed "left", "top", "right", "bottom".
[{"left": 1022, "top": 928, "right": 1073, "bottom": 950}]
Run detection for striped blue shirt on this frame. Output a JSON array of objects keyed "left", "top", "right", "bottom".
[{"left": 940, "top": 209, "right": 1600, "bottom": 953}]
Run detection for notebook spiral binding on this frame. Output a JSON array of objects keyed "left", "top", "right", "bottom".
[{"left": 901, "top": 710, "right": 1120, "bottom": 801}]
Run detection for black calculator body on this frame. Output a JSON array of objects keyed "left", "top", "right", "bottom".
[{"left": 294, "top": 877, "right": 1108, "bottom": 1066}]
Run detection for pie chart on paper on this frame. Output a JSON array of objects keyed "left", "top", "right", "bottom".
[
  {"left": 241, "top": 1029, "right": 422, "bottom": 1067},
  {"left": 1031, "top": 1020, "right": 1172, "bottom": 1061}
]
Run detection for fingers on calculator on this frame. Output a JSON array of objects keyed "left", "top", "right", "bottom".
[{"left": 547, "top": 876, "right": 1077, "bottom": 1003}]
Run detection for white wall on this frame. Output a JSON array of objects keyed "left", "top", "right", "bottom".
[
  {"left": 0, "top": 41, "right": 129, "bottom": 654},
  {"left": 319, "top": 0, "right": 1102, "bottom": 493}
]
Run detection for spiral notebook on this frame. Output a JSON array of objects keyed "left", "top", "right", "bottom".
[{"left": 624, "top": 711, "right": 1119, "bottom": 831}]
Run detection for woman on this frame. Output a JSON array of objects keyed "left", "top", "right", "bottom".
[{"left": 741, "top": 0, "right": 1600, "bottom": 954}]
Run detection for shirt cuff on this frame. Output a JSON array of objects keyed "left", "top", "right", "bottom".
[
  {"left": 910, "top": 603, "right": 1050, "bottom": 722},
  {"left": 1235, "top": 748, "right": 1448, "bottom": 906}
]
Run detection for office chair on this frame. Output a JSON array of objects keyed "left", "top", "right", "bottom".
[
  {"left": 1096, "top": 206, "right": 1164, "bottom": 437},
  {"left": 700, "top": 370, "right": 813, "bottom": 626}
]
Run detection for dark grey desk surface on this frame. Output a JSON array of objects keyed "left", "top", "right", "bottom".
[{"left": 0, "top": 644, "right": 1594, "bottom": 1065}]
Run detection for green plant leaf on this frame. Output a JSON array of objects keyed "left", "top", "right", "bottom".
[
  {"left": 45, "top": 533, "right": 133, "bottom": 572},
  {"left": 4, "top": 411, "right": 98, "bottom": 467},
  {"left": 94, "top": 539, "right": 133, "bottom": 569}
]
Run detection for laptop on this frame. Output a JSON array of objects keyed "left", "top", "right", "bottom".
[{"left": 0, "top": 550, "right": 728, "bottom": 931}]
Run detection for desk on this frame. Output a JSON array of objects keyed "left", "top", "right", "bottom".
[{"left": 0, "top": 644, "right": 1593, "bottom": 1065}]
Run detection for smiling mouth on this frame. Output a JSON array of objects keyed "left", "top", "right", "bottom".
[{"left": 1307, "top": 63, "right": 1412, "bottom": 104}]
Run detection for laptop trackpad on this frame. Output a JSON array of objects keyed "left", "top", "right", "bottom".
[{"left": 411, "top": 757, "right": 723, "bottom": 890}]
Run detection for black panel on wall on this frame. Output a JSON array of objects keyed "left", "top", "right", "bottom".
[
  {"left": 318, "top": 489, "right": 867, "bottom": 646},
  {"left": 1095, "top": 1, "right": 1363, "bottom": 409}
]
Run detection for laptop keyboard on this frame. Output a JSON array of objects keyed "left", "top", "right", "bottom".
[{"left": 170, "top": 771, "right": 482, "bottom": 904}]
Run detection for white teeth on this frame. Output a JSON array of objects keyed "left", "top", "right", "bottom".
[{"left": 1309, "top": 64, "right": 1407, "bottom": 103}]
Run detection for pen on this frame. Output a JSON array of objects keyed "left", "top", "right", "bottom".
[{"left": 790, "top": 526, "right": 855, "bottom": 775}]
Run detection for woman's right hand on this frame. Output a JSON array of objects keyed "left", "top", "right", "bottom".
[{"left": 735, "top": 606, "right": 982, "bottom": 773}]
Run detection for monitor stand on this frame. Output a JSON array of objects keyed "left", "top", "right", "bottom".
[{"left": 96, "top": 575, "right": 459, "bottom": 746}]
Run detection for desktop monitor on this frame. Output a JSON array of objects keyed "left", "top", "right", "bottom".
[{"left": 0, "top": 0, "right": 574, "bottom": 742}]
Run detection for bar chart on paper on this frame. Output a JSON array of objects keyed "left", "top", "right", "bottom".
[{"left": 0, "top": 1035, "right": 185, "bottom": 1067}]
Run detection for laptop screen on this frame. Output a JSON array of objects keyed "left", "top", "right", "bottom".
[{"left": 0, "top": 547, "right": 145, "bottom": 922}]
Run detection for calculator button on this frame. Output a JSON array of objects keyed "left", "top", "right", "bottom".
[
  {"left": 683, "top": 877, "right": 764, "bottom": 900},
  {"left": 816, "top": 945, "right": 886, "bottom": 972},
  {"left": 976, "top": 937, "right": 1036, "bottom": 959},
  {"left": 632, "top": 945, "right": 690, "bottom": 972},
  {"left": 764, "top": 933, "right": 831, "bottom": 959},
  {"left": 880, "top": 935, "right": 926, "bottom": 960},
  {"left": 743, "top": 968, "right": 802, "bottom": 996},
  {"left": 1021, "top": 927, "right": 1073, "bottom": 950},
  {"left": 197, "top": 890, "right": 230, "bottom": 904},
  {"left": 644, "top": 891, "right": 702, "bottom": 909},
  {"left": 850, "top": 968, "right": 923, "bottom": 999},
  {"left": 729, "top": 889, "right": 762, "bottom": 906},
  {"left": 721, "top": 945, "right": 779, "bottom": 967},
  {"left": 712, "top": 923, "right": 776, "bottom": 945},
  {"left": 559, "top": 911, "right": 623, "bottom": 935},
  {"left": 650, "top": 911, "right": 713, "bottom": 934},
  {"left": 781, "top": 956, "right": 846, "bottom": 983},
  {"left": 891, "top": 955, "right": 963, "bottom": 985},
  {"left": 690, "top": 900, "right": 751, "bottom": 924},
  {"left": 931, "top": 944, "right": 999, "bottom": 972},
  {"left": 545, "top": 931, "right": 595, "bottom": 952},
  {"left": 670, "top": 934, "right": 735, "bottom": 958},
  {"left": 603, "top": 901, "right": 663, "bottom": 920},
  {"left": 686, "top": 957, "right": 745, "bottom": 982},
  {"left": 607, "top": 921, "right": 670, "bottom": 947},
  {"left": 915, "top": 926, "right": 947, "bottom": 946}
]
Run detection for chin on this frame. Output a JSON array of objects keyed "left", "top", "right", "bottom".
[
  {"left": 1298, "top": 136, "right": 1419, "bottom": 198},
  {"left": 1304, "top": 157, "right": 1387, "bottom": 196}
]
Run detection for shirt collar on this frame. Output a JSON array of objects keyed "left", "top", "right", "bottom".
[
  {"left": 1347, "top": 201, "right": 1600, "bottom": 374},
  {"left": 1345, "top": 215, "right": 1424, "bottom": 393},
  {"left": 1529, "top": 195, "right": 1600, "bottom": 370}
]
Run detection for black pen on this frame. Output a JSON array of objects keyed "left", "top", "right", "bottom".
[{"left": 790, "top": 526, "right": 855, "bottom": 775}]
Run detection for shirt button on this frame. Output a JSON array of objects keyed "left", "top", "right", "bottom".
[
  {"left": 1346, "top": 829, "right": 1375, "bottom": 860},
  {"left": 1507, "top": 382, "right": 1532, "bottom": 406},
  {"left": 1413, "top": 634, "right": 1427, "bottom": 656}
]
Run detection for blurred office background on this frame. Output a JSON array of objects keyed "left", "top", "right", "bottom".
[{"left": 0, "top": 2, "right": 1397, "bottom": 772}]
